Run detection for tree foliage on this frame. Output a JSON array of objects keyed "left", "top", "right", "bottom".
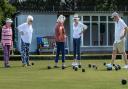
[
  {"left": 0, "top": 0, "right": 16, "bottom": 28},
  {"left": 12, "top": 0, "right": 128, "bottom": 12}
]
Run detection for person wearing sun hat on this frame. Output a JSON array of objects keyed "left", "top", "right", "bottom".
[
  {"left": 54, "top": 14, "right": 67, "bottom": 69},
  {"left": 72, "top": 14, "right": 88, "bottom": 67},
  {"left": 1, "top": 18, "right": 13, "bottom": 68},
  {"left": 106, "top": 12, "right": 128, "bottom": 69},
  {"left": 17, "top": 15, "right": 34, "bottom": 67}
]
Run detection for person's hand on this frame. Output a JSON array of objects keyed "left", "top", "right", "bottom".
[
  {"left": 79, "top": 29, "right": 86, "bottom": 35},
  {"left": 79, "top": 32, "right": 83, "bottom": 35}
]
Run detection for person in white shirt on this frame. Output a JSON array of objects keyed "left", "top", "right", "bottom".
[
  {"left": 17, "top": 15, "right": 33, "bottom": 67},
  {"left": 72, "top": 14, "right": 87, "bottom": 67},
  {"left": 108, "top": 12, "right": 128, "bottom": 69}
]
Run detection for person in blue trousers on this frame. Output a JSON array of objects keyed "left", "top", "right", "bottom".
[{"left": 72, "top": 14, "right": 88, "bottom": 67}]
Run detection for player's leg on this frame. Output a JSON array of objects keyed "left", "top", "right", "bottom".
[
  {"left": 54, "top": 42, "right": 60, "bottom": 67},
  {"left": 111, "top": 43, "right": 117, "bottom": 65},
  {"left": 61, "top": 42, "right": 65, "bottom": 67},
  {"left": 122, "top": 52, "right": 128, "bottom": 65},
  {"left": 118, "top": 40, "right": 128, "bottom": 68},
  {"left": 21, "top": 39, "right": 27, "bottom": 66},
  {"left": 25, "top": 43, "right": 30, "bottom": 66},
  {"left": 73, "top": 38, "right": 77, "bottom": 61},
  {"left": 76, "top": 38, "right": 81, "bottom": 65}
]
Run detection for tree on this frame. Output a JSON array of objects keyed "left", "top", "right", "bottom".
[
  {"left": 96, "top": 0, "right": 117, "bottom": 11},
  {"left": 0, "top": 0, "right": 16, "bottom": 28}
]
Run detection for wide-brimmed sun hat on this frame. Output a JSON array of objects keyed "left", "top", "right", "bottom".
[
  {"left": 6, "top": 18, "right": 13, "bottom": 23},
  {"left": 73, "top": 14, "right": 80, "bottom": 20}
]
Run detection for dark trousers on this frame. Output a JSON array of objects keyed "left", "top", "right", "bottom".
[
  {"left": 21, "top": 39, "right": 30, "bottom": 65},
  {"left": 73, "top": 38, "right": 81, "bottom": 60},
  {"left": 55, "top": 42, "right": 65, "bottom": 63},
  {"left": 3, "top": 45, "right": 11, "bottom": 65}
]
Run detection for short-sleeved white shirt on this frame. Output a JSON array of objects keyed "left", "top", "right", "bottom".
[
  {"left": 114, "top": 18, "right": 127, "bottom": 43},
  {"left": 73, "top": 22, "right": 87, "bottom": 38},
  {"left": 18, "top": 23, "right": 33, "bottom": 44}
]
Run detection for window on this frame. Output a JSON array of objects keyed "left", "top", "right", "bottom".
[
  {"left": 83, "top": 23, "right": 90, "bottom": 46},
  {"left": 92, "top": 23, "right": 98, "bottom": 46},
  {"left": 100, "top": 23, "right": 107, "bottom": 46},
  {"left": 108, "top": 16, "right": 113, "bottom": 21},
  {"left": 100, "top": 16, "right": 106, "bottom": 21},
  {"left": 82, "top": 15, "right": 114, "bottom": 47},
  {"left": 83, "top": 16, "right": 90, "bottom": 21},
  {"left": 92, "top": 16, "right": 98, "bottom": 21},
  {"left": 108, "top": 23, "right": 114, "bottom": 45}
]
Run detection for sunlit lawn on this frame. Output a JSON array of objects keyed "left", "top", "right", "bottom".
[{"left": 0, "top": 59, "right": 128, "bottom": 89}]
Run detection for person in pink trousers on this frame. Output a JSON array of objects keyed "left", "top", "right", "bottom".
[{"left": 1, "top": 18, "right": 13, "bottom": 68}]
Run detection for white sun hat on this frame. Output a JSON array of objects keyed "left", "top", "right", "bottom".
[
  {"left": 73, "top": 14, "right": 80, "bottom": 20},
  {"left": 6, "top": 18, "right": 13, "bottom": 23}
]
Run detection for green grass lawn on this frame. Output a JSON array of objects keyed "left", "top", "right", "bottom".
[{"left": 0, "top": 59, "right": 128, "bottom": 89}]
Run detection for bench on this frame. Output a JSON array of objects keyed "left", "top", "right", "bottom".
[
  {"left": 37, "top": 36, "right": 69, "bottom": 54},
  {"left": 37, "top": 36, "right": 56, "bottom": 54}
]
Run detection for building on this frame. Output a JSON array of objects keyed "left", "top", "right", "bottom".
[{"left": 11, "top": 0, "right": 128, "bottom": 53}]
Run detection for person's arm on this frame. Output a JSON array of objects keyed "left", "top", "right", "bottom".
[
  {"left": 59, "top": 26, "right": 63, "bottom": 36},
  {"left": 120, "top": 20, "right": 128, "bottom": 40},
  {"left": 60, "top": 26, "right": 66, "bottom": 37},
  {"left": 11, "top": 29, "right": 13, "bottom": 48},
  {"left": 79, "top": 22, "right": 88, "bottom": 35},
  {"left": 59, "top": 26, "right": 67, "bottom": 40},
  {"left": 120, "top": 27, "right": 128, "bottom": 39},
  {"left": 125, "top": 27, "right": 128, "bottom": 32},
  {"left": 17, "top": 23, "right": 25, "bottom": 35},
  {"left": 63, "top": 27, "right": 67, "bottom": 38},
  {"left": 1, "top": 26, "right": 5, "bottom": 46},
  {"left": 120, "top": 27, "right": 128, "bottom": 40}
]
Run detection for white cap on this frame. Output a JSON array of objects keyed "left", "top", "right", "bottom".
[
  {"left": 6, "top": 18, "right": 13, "bottom": 23},
  {"left": 57, "top": 15, "right": 66, "bottom": 23},
  {"left": 73, "top": 14, "right": 80, "bottom": 20},
  {"left": 111, "top": 12, "right": 119, "bottom": 18},
  {"left": 27, "top": 15, "right": 33, "bottom": 22}
]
